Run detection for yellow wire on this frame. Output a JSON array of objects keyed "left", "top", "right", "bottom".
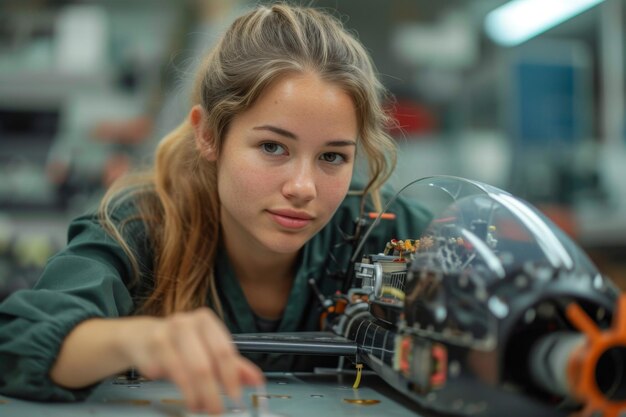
[
  {"left": 353, "top": 364, "right": 364, "bottom": 389},
  {"left": 380, "top": 286, "right": 406, "bottom": 301}
]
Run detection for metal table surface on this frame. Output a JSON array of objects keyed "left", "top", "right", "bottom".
[{"left": 0, "top": 371, "right": 436, "bottom": 417}]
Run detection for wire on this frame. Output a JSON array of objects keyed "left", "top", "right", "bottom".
[{"left": 353, "top": 363, "right": 364, "bottom": 389}]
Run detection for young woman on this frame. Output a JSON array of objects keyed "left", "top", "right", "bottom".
[{"left": 0, "top": 3, "right": 425, "bottom": 414}]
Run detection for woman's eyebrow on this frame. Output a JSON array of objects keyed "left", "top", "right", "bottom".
[
  {"left": 253, "top": 125, "right": 356, "bottom": 146},
  {"left": 253, "top": 125, "right": 297, "bottom": 139},
  {"left": 326, "top": 140, "right": 357, "bottom": 147}
]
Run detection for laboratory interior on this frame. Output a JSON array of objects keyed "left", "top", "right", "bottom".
[
  {"left": 2, "top": 0, "right": 626, "bottom": 416},
  {"left": 3, "top": 0, "right": 625, "bottom": 298}
]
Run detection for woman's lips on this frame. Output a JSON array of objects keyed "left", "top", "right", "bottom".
[{"left": 268, "top": 210, "right": 314, "bottom": 230}]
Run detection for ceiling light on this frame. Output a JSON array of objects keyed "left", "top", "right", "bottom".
[{"left": 485, "top": 0, "right": 604, "bottom": 46}]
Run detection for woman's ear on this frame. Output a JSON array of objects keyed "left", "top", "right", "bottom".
[{"left": 190, "top": 104, "right": 218, "bottom": 161}]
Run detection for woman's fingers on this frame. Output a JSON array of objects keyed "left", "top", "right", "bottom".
[
  {"left": 173, "top": 313, "right": 225, "bottom": 413},
  {"left": 154, "top": 329, "right": 201, "bottom": 411},
  {"left": 197, "top": 309, "right": 246, "bottom": 402},
  {"left": 237, "top": 357, "right": 266, "bottom": 386},
  {"left": 125, "top": 310, "right": 263, "bottom": 414}
]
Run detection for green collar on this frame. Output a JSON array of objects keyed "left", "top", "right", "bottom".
[{"left": 214, "top": 242, "right": 321, "bottom": 334}]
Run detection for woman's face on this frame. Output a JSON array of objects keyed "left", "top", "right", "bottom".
[{"left": 215, "top": 72, "right": 358, "bottom": 257}]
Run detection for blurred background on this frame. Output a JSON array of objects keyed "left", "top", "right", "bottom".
[{"left": 0, "top": 0, "right": 625, "bottom": 298}]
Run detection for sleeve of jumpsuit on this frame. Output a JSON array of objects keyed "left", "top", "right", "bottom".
[{"left": 0, "top": 204, "right": 150, "bottom": 402}]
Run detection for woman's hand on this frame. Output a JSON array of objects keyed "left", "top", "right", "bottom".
[{"left": 120, "top": 308, "right": 264, "bottom": 414}]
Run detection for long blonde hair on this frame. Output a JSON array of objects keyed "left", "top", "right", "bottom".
[{"left": 99, "top": 3, "right": 397, "bottom": 317}]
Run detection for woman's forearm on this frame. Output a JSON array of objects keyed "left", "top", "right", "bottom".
[
  {"left": 48, "top": 307, "right": 264, "bottom": 414},
  {"left": 49, "top": 316, "right": 151, "bottom": 388}
]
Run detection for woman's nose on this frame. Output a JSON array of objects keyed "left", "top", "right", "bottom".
[{"left": 282, "top": 161, "right": 317, "bottom": 203}]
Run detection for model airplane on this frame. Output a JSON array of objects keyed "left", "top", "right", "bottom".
[{"left": 233, "top": 176, "right": 626, "bottom": 417}]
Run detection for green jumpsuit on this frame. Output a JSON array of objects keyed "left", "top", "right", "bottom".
[{"left": 0, "top": 186, "right": 430, "bottom": 402}]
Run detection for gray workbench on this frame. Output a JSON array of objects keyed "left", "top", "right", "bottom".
[{"left": 0, "top": 371, "right": 432, "bottom": 416}]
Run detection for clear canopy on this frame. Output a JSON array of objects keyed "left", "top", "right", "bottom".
[{"left": 354, "top": 176, "right": 602, "bottom": 348}]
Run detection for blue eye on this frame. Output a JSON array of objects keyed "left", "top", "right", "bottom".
[
  {"left": 320, "top": 152, "right": 346, "bottom": 165},
  {"left": 261, "top": 142, "right": 287, "bottom": 155}
]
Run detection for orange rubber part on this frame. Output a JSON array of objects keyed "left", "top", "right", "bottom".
[
  {"left": 319, "top": 298, "right": 348, "bottom": 330},
  {"left": 566, "top": 294, "right": 626, "bottom": 417},
  {"left": 367, "top": 212, "right": 396, "bottom": 220}
]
